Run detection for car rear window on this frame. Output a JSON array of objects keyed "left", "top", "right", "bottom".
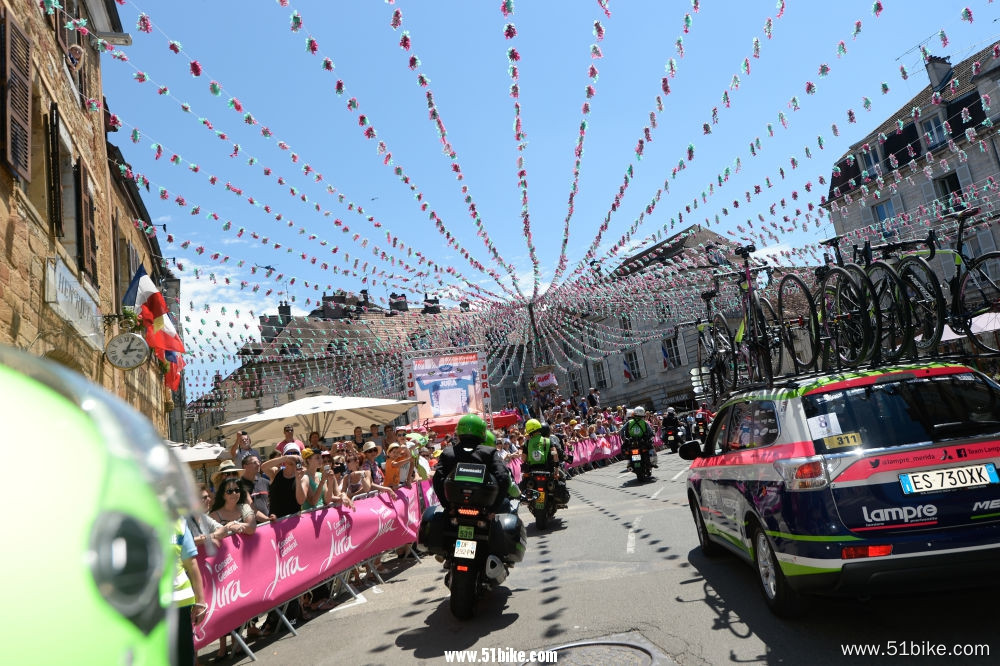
[{"left": 802, "top": 373, "right": 1000, "bottom": 452}]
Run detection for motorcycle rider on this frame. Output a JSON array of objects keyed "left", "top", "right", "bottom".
[
  {"left": 662, "top": 407, "right": 682, "bottom": 453},
  {"left": 520, "top": 419, "right": 570, "bottom": 505},
  {"left": 623, "top": 406, "right": 657, "bottom": 468},
  {"left": 694, "top": 402, "right": 714, "bottom": 442},
  {"left": 433, "top": 414, "right": 518, "bottom": 516}
]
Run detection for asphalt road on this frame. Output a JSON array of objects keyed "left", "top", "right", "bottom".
[{"left": 203, "top": 453, "right": 995, "bottom": 665}]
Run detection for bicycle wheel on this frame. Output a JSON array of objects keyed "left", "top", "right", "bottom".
[
  {"left": 957, "top": 251, "right": 1000, "bottom": 353},
  {"left": 710, "top": 313, "right": 735, "bottom": 395},
  {"left": 777, "top": 274, "right": 820, "bottom": 372},
  {"left": 817, "top": 266, "right": 871, "bottom": 367},
  {"left": 844, "top": 264, "right": 881, "bottom": 363},
  {"left": 897, "top": 256, "right": 945, "bottom": 353},
  {"left": 866, "top": 260, "right": 912, "bottom": 363},
  {"left": 752, "top": 296, "right": 777, "bottom": 384}
]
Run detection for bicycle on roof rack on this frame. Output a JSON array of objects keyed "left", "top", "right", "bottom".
[
  {"left": 863, "top": 206, "right": 1000, "bottom": 353},
  {"left": 676, "top": 275, "right": 732, "bottom": 405}
]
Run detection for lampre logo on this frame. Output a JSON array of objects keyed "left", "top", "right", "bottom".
[
  {"left": 264, "top": 534, "right": 309, "bottom": 600},
  {"left": 320, "top": 515, "right": 357, "bottom": 574},
  {"left": 861, "top": 504, "right": 937, "bottom": 524},
  {"left": 194, "top": 553, "right": 251, "bottom": 641},
  {"left": 365, "top": 504, "right": 398, "bottom": 546}
]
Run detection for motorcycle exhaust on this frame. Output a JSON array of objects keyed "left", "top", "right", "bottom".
[{"left": 485, "top": 555, "right": 508, "bottom": 585}]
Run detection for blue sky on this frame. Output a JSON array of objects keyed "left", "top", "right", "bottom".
[{"left": 99, "top": 1, "right": 1000, "bottom": 397}]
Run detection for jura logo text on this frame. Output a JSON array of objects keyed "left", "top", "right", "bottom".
[
  {"left": 862, "top": 504, "right": 937, "bottom": 523},
  {"left": 973, "top": 499, "right": 1000, "bottom": 511}
]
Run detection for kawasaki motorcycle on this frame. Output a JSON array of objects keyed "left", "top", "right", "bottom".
[
  {"left": 524, "top": 469, "right": 558, "bottom": 530},
  {"left": 417, "top": 462, "right": 526, "bottom": 620},
  {"left": 663, "top": 426, "right": 683, "bottom": 454}
]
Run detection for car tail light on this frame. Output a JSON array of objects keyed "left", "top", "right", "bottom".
[
  {"left": 842, "top": 544, "right": 892, "bottom": 559},
  {"left": 774, "top": 457, "right": 830, "bottom": 490}
]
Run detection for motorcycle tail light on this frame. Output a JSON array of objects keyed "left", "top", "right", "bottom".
[
  {"left": 631, "top": 449, "right": 639, "bottom": 455},
  {"left": 457, "top": 508, "right": 479, "bottom": 516},
  {"left": 456, "top": 565, "right": 469, "bottom": 572}
]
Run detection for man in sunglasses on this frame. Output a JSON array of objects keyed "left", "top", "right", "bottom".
[{"left": 275, "top": 425, "right": 305, "bottom": 456}]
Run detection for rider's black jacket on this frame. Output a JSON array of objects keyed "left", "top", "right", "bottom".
[{"left": 433, "top": 437, "right": 512, "bottom": 513}]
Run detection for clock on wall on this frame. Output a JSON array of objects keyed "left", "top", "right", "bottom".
[{"left": 105, "top": 332, "right": 150, "bottom": 370}]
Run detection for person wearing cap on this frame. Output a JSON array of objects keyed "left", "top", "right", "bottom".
[
  {"left": 295, "top": 448, "right": 330, "bottom": 511},
  {"left": 260, "top": 451, "right": 305, "bottom": 519},
  {"left": 360, "top": 441, "right": 385, "bottom": 484},
  {"left": 211, "top": 459, "right": 241, "bottom": 492},
  {"left": 276, "top": 425, "right": 305, "bottom": 456},
  {"left": 229, "top": 431, "right": 259, "bottom": 466},
  {"left": 382, "top": 442, "right": 413, "bottom": 489}
]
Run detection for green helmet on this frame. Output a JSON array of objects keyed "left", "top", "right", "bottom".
[
  {"left": 484, "top": 430, "right": 496, "bottom": 448},
  {"left": 455, "top": 413, "right": 487, "bottom": 441},
  {"left": 0, "top": 345, "right": 197, "bottom": 665}
]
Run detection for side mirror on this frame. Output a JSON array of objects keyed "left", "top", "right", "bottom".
[{"left": 678, "top": 440, "right": 703, "bottom": 461}]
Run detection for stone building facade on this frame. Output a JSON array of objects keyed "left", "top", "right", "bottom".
[
  {"left": 0, "top": 1, "right": 178, "bottom": 435},
  {"left": 824, "top": 46, "right": 1000, "bottom": 263}
]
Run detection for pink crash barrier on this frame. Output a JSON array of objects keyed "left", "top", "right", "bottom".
[{"left": 193, "top": 481, "right": 433, "bottom": 649}]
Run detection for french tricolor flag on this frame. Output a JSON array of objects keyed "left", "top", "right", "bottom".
[
  {"left": 122, "top": 266, "right": 185, "bottom": 353},
  {"left": 623, "top": 358, "right": 634, "bottom": 382}
]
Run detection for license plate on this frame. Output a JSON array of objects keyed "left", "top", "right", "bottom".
[
  {"left": 899, "top": 463, "right": 1000, "bottom": 494},
  {"left": 457, "top": 525, "right": 474, "bottom": 540},
  {"left": 631, "top": 454, "right": 642, "bottom": 461},
  {"left": 454, "top": 539, "right": 477, "bottom": 559},
  {"left": 667, "top": 435, "right": 675, "bottom": 441}
]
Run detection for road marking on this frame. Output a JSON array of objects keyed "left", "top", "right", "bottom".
[
  {"left": 626, "top": 515, "right": 643, "bottom": 554},
  {"left": 671, "top": 469, "right": 688, "bottom": 481},
  {"left": 650, "top": 485, "right": 667, "bottom": 500}
]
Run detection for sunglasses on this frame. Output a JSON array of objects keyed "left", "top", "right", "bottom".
[{"left": 224, "top": 488, "right": 241, "bottom": 495}]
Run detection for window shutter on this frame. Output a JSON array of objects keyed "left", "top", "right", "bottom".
[
  {"left": 47, "top": 103, "right": 63, "bottom": 235},
  {"left": 921, "top": 181, "right": 937, "bottom": 205},
  {"left": 4, "top": 11, "right": 32, "bottom": 182},
  {"left": 890, "top": 194, "right": 904, "bottom": 221},
  {"left": 84, "top": 172, "right": 97, "bottom": 282},
  {"left": 955, "top": 164, "right": 972, "bottom": 192},
  {"left": 977, "top": 227, "right": 997, "bottom": 254},
  {"left": 860, "top": 204, "right": 875, "bottom": 230},
  {"left": 75, "top": 161, "right": 95, "bottom": 280},
  {"left": 78, "top": 64, "right": 88, "bottom": 111}
]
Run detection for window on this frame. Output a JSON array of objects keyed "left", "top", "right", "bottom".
[
  {"left": 873, "top": 199, "right": 895, "bottom": 223},
  {"left": 860, "top": 147, "right": 880, "bottom": 176},
  {"left": 569, "top": 371, "right": 582, "bottom": 396},
  {"left": 803, "top": 374, "right": 1000, "bottom": 452},
  {"left": 661, "top": 336, "right": 682, "bottom": 370},
  {"left": 503, "top": 387, "right": 517, "bottom": 406},
  {"left": 753, "top": 401, "right": 779, "bottom": 447},
  {"left": 593, "top": 361, "right": 607, "bottom": 390},
  {"left": 963, "top": 228, "right": 998, "bottom": 280},
  {"left": 922, "top": 116, "right": 946, "bottom": 148},
  {"left": 933, "top": 173, "right": 964, "bottom": 210},
  {"left": 723, "top": 402, "right": 753, "bottom": 452},
  {"left": 624, "top": 350, "right": 643, "bottom": 381},
  {"left": 620, "top": 315, "right": 632, "bottom": 339}
]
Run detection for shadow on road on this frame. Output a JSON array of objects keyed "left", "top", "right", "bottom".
[{"left": 680, "top": 547, "right": 997, "bottom": 664}]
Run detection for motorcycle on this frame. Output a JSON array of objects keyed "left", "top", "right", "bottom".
[
  {"left": 629, "top": 444, "right": 654, "bottom": 481},
  {"left": 694, "top": 419, "right": 708, "bottom": 443},
  {"left": 417, "top": 462, "right": 526, "bottom": 620},
  {"left": 522, "top": 468, "right": 563, "bottom": 530},
  {"left": 664, "top": 426, "right": 681, "bottom": 454}
]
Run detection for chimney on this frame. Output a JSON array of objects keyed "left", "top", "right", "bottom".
[
  {"left": 925, "top": 55, "right": 952, "bottom": 91},
  {"left": 278, "top": 301, "right": 292, "bottom": 319},
  {"left": 389, "top": 292, "right": 409, "bottom": 312}
]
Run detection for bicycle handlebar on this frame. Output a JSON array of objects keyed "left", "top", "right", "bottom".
[{"left": 865, "top": 229, "right": 936, "bottom": 264}]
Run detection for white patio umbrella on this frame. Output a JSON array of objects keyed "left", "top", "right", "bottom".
[
  {"left": 219, "top": 395, "right": 421, "bottom": 445},
  {"left": 938, "top": 312, "right": 1000, "bottom": 342}
]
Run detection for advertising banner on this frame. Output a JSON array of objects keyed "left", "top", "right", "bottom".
[
  {"left": 192, "top": 484, "right": 427, "bottom": 649},
  {"left": 406, "top": 352, "right": 483, "bottom": 421}
]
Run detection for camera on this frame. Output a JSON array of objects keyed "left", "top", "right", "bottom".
[
  {"left": 333, "top": 464, "right": 347, "bottom": 475},
  {"left": 322, "top": 464, "right": 331, "bottom": 473}
]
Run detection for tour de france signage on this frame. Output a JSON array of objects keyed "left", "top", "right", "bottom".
[{"left": 44, "top": 257, "right": 102, "bottom": 351}]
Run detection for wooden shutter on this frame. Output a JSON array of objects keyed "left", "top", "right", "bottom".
[
  {"left": 76, "top": 161, "right": 96, "bottom": 281},
  {"left": 47, "top": 103, "right": 63, "bottom": 236},
  {"left": 4, "top": 11, "right": 31, "bottom": 182}
]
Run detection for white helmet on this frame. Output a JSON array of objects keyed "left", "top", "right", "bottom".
[
  {"left": 633, "top": 406, "right": 646, "bottom": 417},
  {"left": 667, "top": 407, "right": 675, "bottom": 414}
]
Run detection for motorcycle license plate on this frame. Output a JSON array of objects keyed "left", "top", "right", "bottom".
[
  {"left": 457, "top": 525, "right": 475, "bottom": 540},
  {"left": 535, "top": 490, "right": 546, "bottom": 509},
  {"left": 631, "top": 454, "right": 642, "bottom": 461},
  {"left": 454, "top": 539, "right": 477, "bottom": 559},
  {"left": 668, "top": 436, "right": 675, "bottom": 441}
]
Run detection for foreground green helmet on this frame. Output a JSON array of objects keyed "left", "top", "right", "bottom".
[
  {"left": 484, "top": 430, "right": 496, "bottom": 448},
  {"left": 0, "top": 345, "right": 197, "bottom": 665},
  {"left": 455, "top": 413, "right": 487, "bottom": 440}
]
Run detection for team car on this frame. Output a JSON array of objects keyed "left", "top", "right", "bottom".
[{"left": 680, "top": 362, "right": 1000, "bottom": 616}]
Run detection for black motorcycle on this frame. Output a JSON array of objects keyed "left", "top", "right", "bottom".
[
  {"left": 663, "top": 426, "right": 681, "bottom": 454},
  {"left": 694, "top": 419, "right": 708, "bottom": 443},
  {"left": 628, "top": 444, "right": 653, "bottom": 481},
  {"left": 523, "top": 468, "right": 560, "bottom": 529},
  {"left": 418, "top": 462, "right": 526, "bottom": 619}
]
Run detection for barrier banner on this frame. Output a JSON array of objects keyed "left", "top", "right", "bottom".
[{"left": 192, "top": 482, "right": 429, "bottom": 649}]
